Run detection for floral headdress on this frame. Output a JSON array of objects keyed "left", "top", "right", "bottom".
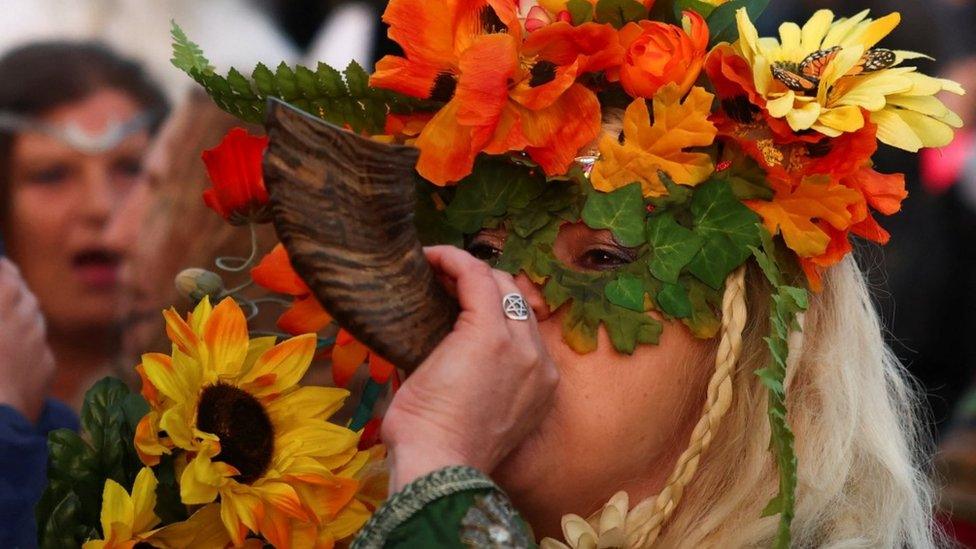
[{"left": 38, "top": 0, "right": 962, "bottom": 547}]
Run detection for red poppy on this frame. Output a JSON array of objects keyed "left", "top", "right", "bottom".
[
  {"left": 369, "top": 0, "right": 623, "bottom": 184},
  {"left": 250, "top": 244, "right": 332, "bottom": 335},
  {"left": 201, "top": 127, "right": 271, "bottom": 225}
]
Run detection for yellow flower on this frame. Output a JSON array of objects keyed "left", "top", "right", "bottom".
[
  {"left": 733, "top": 8, "right": 963, "bottom": 151},
  {"left": 591, "top": 84, "right": 717, "bottom": 197},
  {"left": 540, "top": 491, "right": 630, "bottom": 549},
  {"left": 134, "top": 296, "right": 372, "bottom": 547},
  {"left": 83, "top": 468, "right": 231, "bottom": 549}
]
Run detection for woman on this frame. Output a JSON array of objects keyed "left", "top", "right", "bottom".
[{"left": 0, "top": 42, "right": 168, "bottom": 409}]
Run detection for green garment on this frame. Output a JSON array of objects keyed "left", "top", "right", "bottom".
[{"left": 352, "top": 466, "right": 536, "bottom": 548}]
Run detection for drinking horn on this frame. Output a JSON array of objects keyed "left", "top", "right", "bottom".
[{"left": 262, "top": 98, "right": 459, "bottom": 373}]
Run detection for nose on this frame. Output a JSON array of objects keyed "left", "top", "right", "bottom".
[
  {"left": 514, "top": 273, "right": 552, "bottom": 321},
  {"left": 79, "top": 165, "right": 115, "bottom": 227}
]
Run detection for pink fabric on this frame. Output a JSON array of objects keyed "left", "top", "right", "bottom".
[{"left": 921, "top": 131, "right": 974, "bottom": 194}]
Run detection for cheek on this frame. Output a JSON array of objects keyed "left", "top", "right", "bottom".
[{"left": 8, "top": 183, "right": 75, "bottom": 257}]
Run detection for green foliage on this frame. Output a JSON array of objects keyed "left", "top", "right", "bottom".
[
  {"left": 686, "top": 180, "right": 762, "bottom": 289},
  {"left": 656, "top": 282, "right": 693, "bottom": 318},
  {"left": 36, "top": 378, "right": 162, "bottom": 548},
  {"left": 673, "top": 0, "right": 721, "bottom": 20},
  {"left": 646, "top": 213, "right": 703, "bottom": 284},
  {"left": 170, "top": 22, "right": 432, "bottom": 133},
  {"left": 605, "top": 274, "right": 647, "bottom": 312},
  {"left": 594, "top": 0, "right": 649, "bottom": 28},
  {"left": 706, "top": 0, "right": 771, "bottom": 47},
  {"left": 567, "top": 0, "right": 595, "bottom": 23},
  {"left": 720, "top": 146, "right": 775, "bottom": 201},
  {"left": 580, "top": 182, "right": 646, "bottom": 247},
  {"left": 750, "top": 230, "right": 809, "bottom": 549},
  {"left": 446, "top": 160, "right": 547, "bottom": 234}
]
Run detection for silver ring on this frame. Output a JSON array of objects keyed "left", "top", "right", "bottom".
[{"left": 502, "top": 293, "right": 530, "bottom": 321}]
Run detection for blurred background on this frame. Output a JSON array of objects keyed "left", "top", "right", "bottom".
[{"left": 0, "top": 0, "right": 973, "bottom": 546}]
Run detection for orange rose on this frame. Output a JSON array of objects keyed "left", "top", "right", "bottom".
[{"left": 616, "top": 10, "right": 708, "bottom": 99}]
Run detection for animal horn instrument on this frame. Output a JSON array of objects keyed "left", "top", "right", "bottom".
[{"left": 262, "top": 98, "right": 459, "bottom": 373}]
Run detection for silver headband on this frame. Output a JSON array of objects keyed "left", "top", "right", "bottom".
[{"left": 0, "top": 110, "right": 157, "bottom": 154}]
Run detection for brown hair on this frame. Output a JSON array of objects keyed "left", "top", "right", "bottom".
[{"left": 0, "top": 41, "right": 168, "bottom": 233}]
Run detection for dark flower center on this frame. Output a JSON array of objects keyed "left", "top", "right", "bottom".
[
  {"left": 196, "top": 383, "right": 274, "bottom": 485},
  {"left": 429, "top": 72, "right": 458, "bottom": 102},
  {"left": 480, "top": 5, "right": 508, "bottom": 34},
  {"left": 722, "top": 96, "right": 760, "bottom": 124},
  {"left": 529, "top": 61, "right": 558, "bottom": 87},
  {"left": 807, "top": 139, "right": 833, "bottom": 158}
]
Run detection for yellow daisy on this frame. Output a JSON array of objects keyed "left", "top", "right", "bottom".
[
  {"left": 733, "top": 7, "right": 963, "bottom": 150},
  {"left": 83, "top": 467, "right": 230, "bottom": 549},
  {"left": 134, "top": 296, "right": 372, "bottom": 547}
]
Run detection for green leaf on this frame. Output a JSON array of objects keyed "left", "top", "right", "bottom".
[
  {"left": 170, "top": 21, "right": 211, "bottom": 74},
  {"left": 686, "top": 180, "right": 761, "bottom": 289},
  {"left": 706, "top": 0, "right": 771, "bottom": 47},
  {"left": 594, "top": 0, "right": 649, "bottom": 28},
  {"left": 657, "top": 282, "right": 693, "bottom": 318},
  {"left": 154, "top": 455, "right": 189, "bottom": 524},
  {"left": 567, "top": 0, "right": 595, "bottom": 23},
  {"left": 648, "top": 171, "right": 694, "bottom": 210},
  {"left": 720, "top": 146, "right": 774, "bottom": 201},
  {"left": 446, "top": 159, "right": 547, "bottom": 234},
  {"left": 681, "top": 278, "right": 722, "bottom": 337},
  {"left": 415, "top": 188, "right": 464, "bottom": 247},
  {"left": 39, "top": 493, "right": 85, "bottom": 549},
  {"left": 581, "top": 182, "right": 646, "bottom": 247},
  {"left": 646, "top": 213, "right": 703, "bottom": 284},
  {"left": 674, "top": 0, "right": 720, "bottom": 20},
  {"left": 605, "top": 274, "right": 646, "bottom": 312}
]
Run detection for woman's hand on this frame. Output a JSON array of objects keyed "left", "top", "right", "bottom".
[
  {"left": 382, "top": 246, "right": 559, "bottom": 491},
  {"left": 0, "top": 259, "right": 55, "bottom": 422}
]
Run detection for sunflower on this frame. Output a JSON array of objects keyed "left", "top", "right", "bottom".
[
  {"left": 731, "top": 8, "right": 963, "bottom": 150},
  {"left": 84, "top": 467, "right": 231, "bottom": 549},
  {"left": 134, "top": 296, "right": 374, "bottom": 547}
]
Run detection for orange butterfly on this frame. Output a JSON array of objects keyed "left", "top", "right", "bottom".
[{"left": 771, "top": 47, "right": 897, "bottom": 93}]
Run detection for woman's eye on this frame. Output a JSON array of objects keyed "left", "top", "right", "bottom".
[
  {"left": 577, "top": 247, "right": 635, "bottom": 271},
  {"left": 112, "top": 158, "right": 144, "bottom": 183},
  {"left": 28, "top": 165, "right": 70, "bottom": 186},
  {"left": 467, "top": 241, "right": 502, "bottom": 262}
]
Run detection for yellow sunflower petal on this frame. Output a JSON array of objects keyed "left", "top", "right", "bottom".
[
  {"left": 100, "top": 478, "right": 135, "bottom": 543},
  {"left": 327, "top": 498, "right": 372, "bottom": 541},
  {"left": 81, "top": 541, "right": 107, "bottom": 549},
  {"left": 189, "top": 296, "right": 214, "bottom": 336},
  {"left": 766, "top": 91, "right": 795, "bottom": 118},
  {"left": 821, "top": 10, "right": 869, "bottom": 48},
  {"left": 816, "top": 105, "right": 864, "bottom": 133},
  {"left": 130, "top": 468, "right": 161, "bottom": 534},
  {"left": 219, "top": 486, "right": 261, "bottom": 546},
  {"left": 147, "top": 504, "right": 232, "bottom": 549},
  {"left": 140, "top": 353, "right": 199, "bottom": 409},
  {"left": 180, "top": 442, "right": 236, "bottom": 505},
  {"left": 253, "top": 481, "right": 310, "bottom": 520},
  {"left": 785, "top": 100, "right": 822, "bottom": 131},
  {"left": 241, "top": 336, "right": 278, "bottom": 377},
  {"left": 203, "top": 298, "right": 250, "bottom": 379},
  {"left": 890, "top": 108, "right": 957, "bottom": 148},
  {"left": 163, "top": 308, "right": 206, "bottom": 363},
  {"left": 238, "top": 333, "right": 316, "bottom": 398},
  {"left": 854, "top": 12, "right": 900, "bottom": 49},
  {"left": 265, "top": 386, "right": 349, "bottom": 424},
  {"left": 159, "top": 402, "right": 197, "bottom": 450},
  {"left": 275, "top": 421, "right": 359, "bottom": 460}
]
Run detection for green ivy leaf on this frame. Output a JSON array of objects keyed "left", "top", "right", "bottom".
[
  {"left": 720, "top": 146, "right": 774, "bottom": 201},
  {"left": 415, "top": 188, "right": 464, "bottom": 247},
  {"left": 446, "top": 159, "right": 546, "bottom": 233},
  {"left": 706, "top": 0, "right": 771, "bottom": 47},
  {"left": 594, "top": 0, "right": 649, "bottom": 28},
  {"left": 686, "top": 180, "right": 761, "bottom": 289},
  {"left": 646, "top": 213, "right": 703, "bottom": 284},
  {"left": 648, "top": 171, "right": 694, "bottom": 210},
  {"left": 605, "top": 274, "right": 646, "bottom": 312},
  {"left": 567, "top": 0, "right": 595, "bottom": 23},
  {"left": 681, "top": 277, "right": 722, "bottom": 338},
  {"left": 581, "top": 182, "right": 646, "bottom": 247},
  {"left": 656, "top": 282, "right": 693, "bottom": 318}
]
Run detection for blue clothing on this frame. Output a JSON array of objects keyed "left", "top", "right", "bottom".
[{"left": 0, "top": 400, "right": 79, "bottom": 549}]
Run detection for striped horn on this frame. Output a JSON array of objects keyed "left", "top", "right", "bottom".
[{"left": 262, "top": 98, "right": 459, "bottom": 373}]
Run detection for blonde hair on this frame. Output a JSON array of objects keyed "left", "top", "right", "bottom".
[{"left": 648, "top": 258, "right": 941, "bottom": 547}]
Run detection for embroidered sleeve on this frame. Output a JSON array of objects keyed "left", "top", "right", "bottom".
[{"left": 351, "top": 465, "right": 534, "bottom": 548}]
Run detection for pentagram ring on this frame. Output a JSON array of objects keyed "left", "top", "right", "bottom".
[{"left": 502, "top": 293, "right": 530, "bottom": 321}]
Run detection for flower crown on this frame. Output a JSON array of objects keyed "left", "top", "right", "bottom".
[
  {"left": 36, "top": 1, "right": 962, "bottom": 548},
  {"left": 166, "top": 0, "right": 960, "bottom": 545}
]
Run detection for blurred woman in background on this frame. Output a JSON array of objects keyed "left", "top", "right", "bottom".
[{"left": 0, "top": 42, "right": 168, "bottom": 410}]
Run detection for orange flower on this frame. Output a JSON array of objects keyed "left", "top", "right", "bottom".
[
  {"left": 251, "top": 244, "right": 332, "bottom": 335},
  {"left": 201, "top": 128, "right": 270, "bottom": 225},
  {"left": 615, "top": 11, "right": 709, "bottom": 99},
  {"left": 370, "top": 0, "right": 623, "bottom": 184},
  {"left": 332, "top": 329, "right": 396, "bottom": 388},
  {"left": 591, "top": 84, "right": 717, "bottom": 197}
]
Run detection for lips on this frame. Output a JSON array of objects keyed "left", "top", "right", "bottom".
[{"left": 71, "top": 249, "right": 122, "bottom": 289}]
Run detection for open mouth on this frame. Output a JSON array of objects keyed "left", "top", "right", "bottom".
[{"left": 71, "top": 249, "right": 123, "bottom": 288}]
